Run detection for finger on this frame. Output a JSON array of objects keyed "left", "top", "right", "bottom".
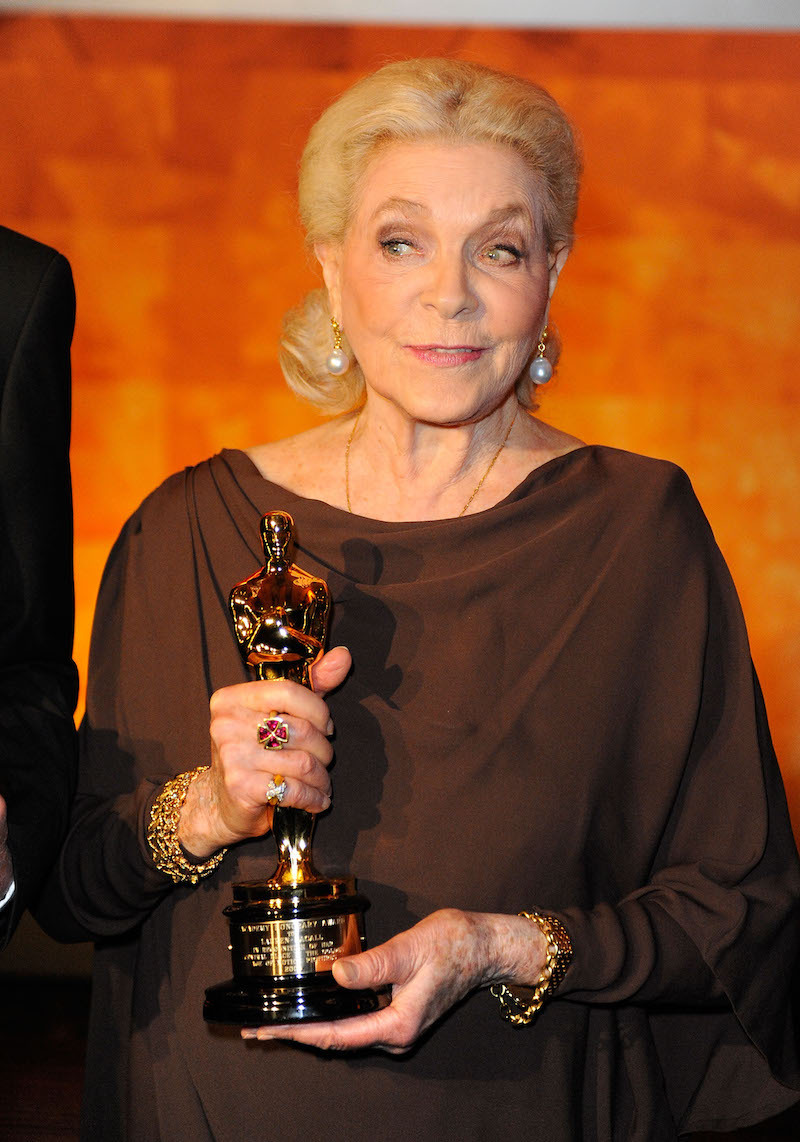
[
  {"left": 220, "top": 746, "right": 332, "bottom": 807},
  {"left": 267, "top": 768, "right": 331, "bottom": 813},
  {"left": 250, "top": 713, "right": 334, "bottom": 768},
  {"left": 214, "top": 702, "right": 335, "bottom": 770},
  {"left": 243, "top": 712, "right": 333, "bottom": 776},
  {"left": 331, "top": 941, "right": 411, "bottom": 993},
  {"left": 213, "top": 679, "right": 332, "bottom": 735},
  {"left": 333, "top": 954, "right": 372, "bottom": 989},
  {"left": 249, "top": 718, "right": 335, "bottom": 795},
  {"left": 241, "top": 1006, "right": 409, "bottom": 1054},
  {"left": 210, "top": 727, "right": 332, "bottom": 813},
  {"left": 310, "top": 646, "right": 352, "bottom": 696}
]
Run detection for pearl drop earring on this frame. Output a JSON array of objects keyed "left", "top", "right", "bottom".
[
  {"left": 529, "top": 327, "right": 553, "bottom": 385},
  {"left": 326, "top": 317, "right": 350, "bottom": 375}
]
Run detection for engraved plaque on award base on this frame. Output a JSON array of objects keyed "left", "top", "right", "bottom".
[{"left": 203, "top": 512, "right": 380, "bottom": 1025}]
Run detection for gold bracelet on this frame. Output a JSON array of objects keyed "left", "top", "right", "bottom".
[
  {"left": 490, "top": 911, "right": 573, "bottom": 1026},
  {"left": 147, "top": 766, "right": 227, "bottom": 885}
]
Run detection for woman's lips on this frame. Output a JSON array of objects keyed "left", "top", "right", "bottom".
[{"left": 406, "top": 345, "right": 487, "bottom": 366}]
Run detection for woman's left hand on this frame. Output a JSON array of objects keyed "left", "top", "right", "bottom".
[{"left": 241, "top": 908, "right": 547, "bottom": 1053}]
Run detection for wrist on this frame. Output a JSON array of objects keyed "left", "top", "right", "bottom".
[
  {"left": 176, "top": 768, "right": 230, "bottom": 860},
  {"left": 147, "top": 768, "right": 228, "bottom": 885},
  {"left": 485, "top": 911, "right": 550, "bottom": 987},
  {"left": 490, "top": 911, "right": 573, "bottom": 1027}
]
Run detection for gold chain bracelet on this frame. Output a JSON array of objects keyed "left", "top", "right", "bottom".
[
  {"left": 490, "top": 911, "right": 573, "bottom": 1026},
  {"left": 147, "top": 766, "right": 227, "bottom": 885}
]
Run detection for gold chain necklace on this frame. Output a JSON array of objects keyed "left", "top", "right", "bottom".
[{"left": 345, "top": 407, "right": 518, "bottom": 517}]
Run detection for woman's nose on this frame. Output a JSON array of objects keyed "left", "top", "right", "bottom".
[{"left": 420, "top": 253, "right": 478, "bottom": 319}]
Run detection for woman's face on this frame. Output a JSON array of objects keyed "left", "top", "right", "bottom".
[{"left": 318, "top": 140, "right": 568, "bottom": 427}]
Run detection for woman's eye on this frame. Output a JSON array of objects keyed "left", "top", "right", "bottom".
[
  {"left": 483, "top": 244, "right": 523, "bottom": 266},
  {"left": 380, "top": 238, "right": 414, "bottom": 257}
]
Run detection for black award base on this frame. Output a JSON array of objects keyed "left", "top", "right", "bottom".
[
  {"left": 203, "top": 973, "right": 380, "bottom": 1025},
  {"left": 203, "top": 878, "right": 381, "bottom": 1026}
]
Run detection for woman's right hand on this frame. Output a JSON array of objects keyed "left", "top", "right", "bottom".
[{"left": 177, "top": 646, "right": 351, "bottom": 859}]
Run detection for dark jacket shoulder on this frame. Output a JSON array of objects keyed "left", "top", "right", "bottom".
[{"left": 0, "top": 225, "right": 74, "bottom": 386}]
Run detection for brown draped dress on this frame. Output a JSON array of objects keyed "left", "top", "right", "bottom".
[{"left": 51, "top": 445, "right": 800, "bottom": 1140}]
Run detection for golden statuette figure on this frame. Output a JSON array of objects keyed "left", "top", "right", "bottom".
[{"left": 203, "top": 511, "right": 378, "bottom": 1025}]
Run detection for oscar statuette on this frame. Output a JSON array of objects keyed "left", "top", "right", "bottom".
[{"left": 203, "top": 511, "right": 379, "bottom": 1025}]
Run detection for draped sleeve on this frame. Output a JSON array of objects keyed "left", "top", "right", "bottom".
[
  {"left": 542, "top": 464, "right": 800, "bottom": 1129},
  {"left": 41, "top": 464, "right": 254, "bottom": 940}
]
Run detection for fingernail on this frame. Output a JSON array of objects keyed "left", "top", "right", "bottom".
[
  {"left": 257, "top": 1030, "right": 275, "bottom": 1041},
  {"left": 326, "top": 719, "right": 334, "bottom": 735},
  {"left": 241, "top": 1029, "right": 256, "bottom": 1039},
  {"left": 321, "top": 794, "right": 331, "bottom": 811},
  {"left": 336, "top": 960, "right": 357, "bottom": 984}
]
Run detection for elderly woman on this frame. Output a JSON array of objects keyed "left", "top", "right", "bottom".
[{"left": 52, "top": 59, "right": 799, "bottom": 1140}]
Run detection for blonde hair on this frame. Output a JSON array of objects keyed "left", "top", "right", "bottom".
[{"left": 280, "top": 58, "right": 581, "bottom": 413}]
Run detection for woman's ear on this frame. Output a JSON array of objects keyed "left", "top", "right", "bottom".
[
  {"left": 315, "top": 243, "right": 343, "bottom": 318},
  {"left": 547, "top": 243, "right": 570, "bottom": 300}
]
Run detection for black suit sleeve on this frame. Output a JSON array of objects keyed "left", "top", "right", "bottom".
[{"left": 0, "top": 232, "right": 79, "bottom": 947}]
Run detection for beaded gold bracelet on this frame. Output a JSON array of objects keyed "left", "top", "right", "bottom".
[
  {"left": 490, "top": 911, "right": 573, "bottom": 1026},
  {"left": 147, "top": 766, "right": 227, "bottom": 885}
]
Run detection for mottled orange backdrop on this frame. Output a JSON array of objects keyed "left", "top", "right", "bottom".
[{"left": 1, "top": 16, "right": 798, "bottom": 822}]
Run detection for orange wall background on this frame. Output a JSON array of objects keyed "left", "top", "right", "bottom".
[{"left": 2, "top": 16, "right": 799, "bottom": 823}]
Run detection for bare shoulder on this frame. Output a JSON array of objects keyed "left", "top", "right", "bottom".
[{"left": 246, "top": 417, "right": 352, "bottom": 505}]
